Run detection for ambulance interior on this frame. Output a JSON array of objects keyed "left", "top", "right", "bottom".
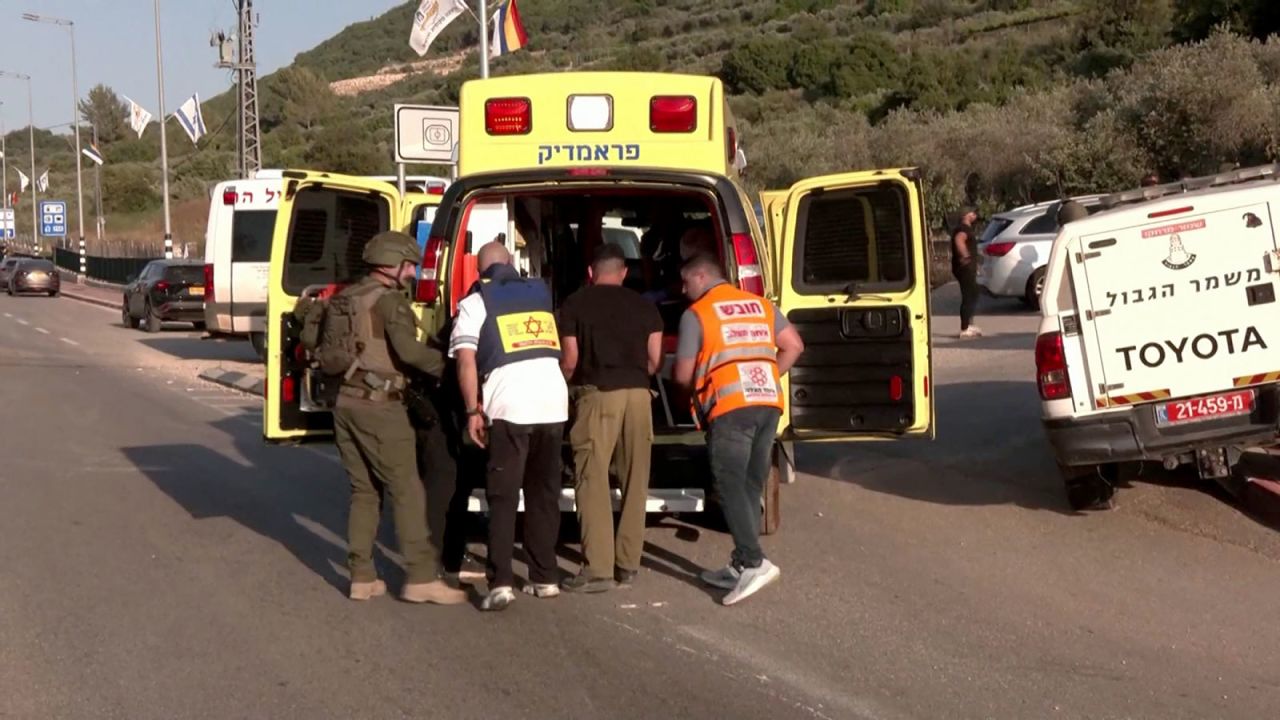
[{"left": 446, "top": 188, "right": 732, "bottom": 431}]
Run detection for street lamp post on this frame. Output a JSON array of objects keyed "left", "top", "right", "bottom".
[
  {"left": 23, "top": 13, "right": 85, "bottom": 274},
  {"left": 0, "top": 72, "right": 37, "bottom": 253},
  {"left": 152, "top": 0, "right": 172, "bottom": 259}
]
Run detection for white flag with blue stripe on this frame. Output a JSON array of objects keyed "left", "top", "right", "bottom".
[{"left": 174, "top": 93, "right": 207, "bottom": 145}]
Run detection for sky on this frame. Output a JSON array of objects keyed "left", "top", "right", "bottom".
[{"left": 0, "top": 0, "right": 406, "bottom": 132}]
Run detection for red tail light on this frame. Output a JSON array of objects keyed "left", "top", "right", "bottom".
[
  {"left": 650, "top": 96, "right": 697, "bottom": 133},
  {"left": 427, "top": 184, "right": 445, "bottom": 195},
  {"left": 485, "top": 97, "right": 531, "bottom": 135},
  {"left": 281, "top": 376, "right": 296, "bottom": 404},
  {"left": 984, "top": 241, "right": 1016, "bottom": 257},
  {"left": 1035, "top": 331, "right": 1071, "bottom": 400},
  {"left": 889, "top": 375, "right": 904, "bottom": 402},
  {"left": 223, "top": 188, "right": 237, "bottom": 205},
  {"left": 731, "top": 232, "right": 765, "bottom": 296},
  {"left": 1149, "top": 205, "right": 1193, "bottom": 219},
  {"left": 154, "top": 280, "right": 170, "bottom": 292},
  {"left": 204, "top": 263, "right": 215, "bottom": 303},
  {"left": 416, "top": 236, "right": 447, "bottom": 304}
]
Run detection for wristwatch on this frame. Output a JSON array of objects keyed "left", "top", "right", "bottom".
[{"left": 466, "top": 408, "right": 482, "bottom": 417}]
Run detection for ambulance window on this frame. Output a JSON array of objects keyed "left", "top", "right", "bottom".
[
  {"left": 231, "top": 210, "right": 275, "bottom": 263},
  {"left": 793, "top": 184, "right": 911, "bottom": 293},
  {"left": 283, "top": 188, "right": 390, "bottom": 295}
]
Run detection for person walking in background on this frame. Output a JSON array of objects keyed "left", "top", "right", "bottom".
[
  {"left": 559, "top": 243, "right": 664, "bottom": 593},
  {"left": 951, "top": 206, "right": 982, "bottom": 339}
]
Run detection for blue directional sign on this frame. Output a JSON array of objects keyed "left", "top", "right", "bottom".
[{"left": 40, "top": 200, "right": 67, "bottom": 238}]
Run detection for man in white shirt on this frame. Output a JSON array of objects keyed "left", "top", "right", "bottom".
[{"left": 449, "top": 241, "right": 568, "bottom": 611}]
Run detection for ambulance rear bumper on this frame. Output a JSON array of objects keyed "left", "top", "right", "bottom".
[
  {"left": 467, "top": 488, "right": 705, "bottom": 513},
  {"left": 1045, "top": 385, "right": 1280, "bottom": 467}
]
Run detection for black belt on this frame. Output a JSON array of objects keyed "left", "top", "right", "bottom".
[{"left": 339, "top": 386, "right": 404, "bottom": 402}]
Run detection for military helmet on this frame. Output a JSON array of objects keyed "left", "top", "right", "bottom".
[
  {"left": 1057, "top": 200, "right": 1087, "bottom": 226},
  {"left": 362, "top": 231, "right": 421, "bottom": 267}
]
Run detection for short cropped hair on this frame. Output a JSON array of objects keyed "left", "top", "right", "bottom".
[
  {"left": 591, "top": 242, "right": 627, "bottom": 273},
  {"left": 680, "top": 252, "right": 724, "bottom": 279}
]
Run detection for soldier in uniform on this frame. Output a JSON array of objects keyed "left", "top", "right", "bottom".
[{"left": 328, "top": 231, "right": 466, "bottom": 605}]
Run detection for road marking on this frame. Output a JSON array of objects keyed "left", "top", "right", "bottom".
[
  {"left": 16, "top": 318, "right": 28, "bottom": 326},
  {"left": 2, "top": 312, "right": 10, "bottom": 318},
  {"left": 35, "top": 327, "right": 49, "bottom": 335},
  {"left": 60, "top": 337, "right": 79, "bottom": 346}
]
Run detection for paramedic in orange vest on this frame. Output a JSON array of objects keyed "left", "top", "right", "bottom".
[{"left": 672, "top": 252, "right": 805, "bottom": 606}]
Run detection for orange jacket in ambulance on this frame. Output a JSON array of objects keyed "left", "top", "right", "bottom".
[{"left": 682, "top": 283, "right": 786, "bottom": 424}]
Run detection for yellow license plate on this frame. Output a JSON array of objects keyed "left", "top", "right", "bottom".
[{"left": 188, "top": 286, "right": 205, "bottom": 296}]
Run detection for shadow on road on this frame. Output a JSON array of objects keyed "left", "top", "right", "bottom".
[
  {"left": 121, "top": 412, "right": 359, "bottom": 595},
  {"left": 933, "top": 332, "right": 1036, "bottom": 352},
  {"left": 138, "top": 336, "right": 260, "bottom": 364}
]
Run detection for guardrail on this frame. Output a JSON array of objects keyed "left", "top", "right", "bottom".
[{"left": 52, "top": 248, "right": 156, "bottom": 286}]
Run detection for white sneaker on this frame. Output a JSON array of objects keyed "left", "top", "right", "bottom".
[
  {"left": 699, "top": 564, "right": 741, "bottom": 590},
  {"left": 722, "top": 560, "right": 780, "bottom": 606},
  {"left": 481, "top": 586, "right": 516, "bottom": 611},
  {"left": 958, "top": 326, "right": 983, "bottom": 339},
  {"left": 522, "top": 582, "right": 560, "bottom": 599}
]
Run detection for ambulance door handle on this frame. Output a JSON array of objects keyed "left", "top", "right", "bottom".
[
  {"left": 1074, "top": 251, "right": 1101, "bottom": 263},
  {"left": 1085, "top": 309, "right": 1111, "bottom": 321}
]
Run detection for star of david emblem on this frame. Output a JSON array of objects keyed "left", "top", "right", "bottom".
[{"left": 522, "top": 316, "right": 545, "bottom": 337}]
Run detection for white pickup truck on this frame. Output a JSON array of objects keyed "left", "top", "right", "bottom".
[{"left": 1036, "top": 165, "right": 1280, "bottom": 509}]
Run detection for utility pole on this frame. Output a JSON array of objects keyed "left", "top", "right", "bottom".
[
  {"left": 154, "top": 0, "right": 172, "bottom": 259},
  {"left": 92, "top": 123, "right": 102, "bottom": 245},
  {"left": 1, "top": 102, "right": 7, "bottom": 212},
  {"left": 214, "top": 0, "right": 261, "bottom": 179},
  {"left": 479, "top": 0, "right": 490, "bottom": 79}
]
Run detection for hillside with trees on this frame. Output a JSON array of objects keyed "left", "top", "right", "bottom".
[{"left": 7, "top": 0, "right": 1280, "bottom": 253}]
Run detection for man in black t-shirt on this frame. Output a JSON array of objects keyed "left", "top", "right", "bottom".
[{"left": 559, "top": 243, "right": 664, "bottom": 593}]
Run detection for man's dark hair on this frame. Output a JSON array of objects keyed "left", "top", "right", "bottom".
[
  {"left": 591, "top": 242, "right": 627, "bottom": 273},
  {"left": 680, "top": 251, "right": 724, "bottom": 279}
]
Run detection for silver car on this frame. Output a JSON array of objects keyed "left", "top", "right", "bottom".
[{"left": 977, "top": 195, "right": 1102, "bottom": 307}]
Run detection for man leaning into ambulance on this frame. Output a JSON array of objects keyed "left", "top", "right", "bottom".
[
  {"left": 672, "top": 253, "right": 805, "bottom": 606},
  {"left": 450, "top": 241, "right": 568, "bottom": 612}
]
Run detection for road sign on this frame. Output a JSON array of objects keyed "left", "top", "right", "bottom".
[
  {"left": 39, "top": 200, "right": 67, "bottom": 238},
  {"left": 394, "top": 104, "right": 459, "bottom": 164},
  {"left": 0, "top": 208, "right": 14, "bottom": 240}
]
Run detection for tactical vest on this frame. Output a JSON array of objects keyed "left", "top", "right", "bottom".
[
  {"left": 469, "top": 264, "right": 561, "bottom": 377},
  {"left": 689, "top": 282, "right": 783, "bottom": 425},
  {"left": 318, "top": 279, "right": 402, "bottom": 386}
]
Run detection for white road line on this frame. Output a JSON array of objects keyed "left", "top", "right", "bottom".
[
  {"left": 3, "top": 312, "right": 10, "bottom": 318},
  {"left": 60, "top": 337, "right": 79, "bottom": 346},
  {"left": 35, "top": 327, "right": 50, "bottom": 335},
  {"left": 15, "top": 318, "right": 28, "bottom": 326}
]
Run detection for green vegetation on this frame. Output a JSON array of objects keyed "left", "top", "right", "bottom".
[{"left": 11, "top": 0, "right": 1280, "bottom": 254}]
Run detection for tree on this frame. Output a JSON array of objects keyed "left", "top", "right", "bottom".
[
  {"left": 1076, "top": 0, "right": 1175, "bottom": 75},
  {"left": 78, "top": 84, "right": 129, "bottom": 144},
  {"left": 720, "top": 38, "right": 795, "bottom": 94},
  {"left": 261, "top": 67, "right": 337, "bottom": 132},
  {"left": 1173, "top": 0, "right": 1280, "bottom": 41}
]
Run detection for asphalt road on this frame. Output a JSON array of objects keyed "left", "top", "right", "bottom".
[{"left": 1, "top": 287, "right": 1279, "bottom": 720}]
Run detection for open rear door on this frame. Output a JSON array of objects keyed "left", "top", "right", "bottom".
[
  {"left": 263, "top": 171, "right": 401, "bottom": 443},
  {"left": 775, "top": 169, "right": 935, "bottom": 439}
]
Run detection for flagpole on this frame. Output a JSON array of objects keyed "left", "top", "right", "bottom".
[
  {"left": 1, "top": 104, "right": 7, "bottom": 213},
  {"left": 153, "top": 0, "right": 172, "bottom": 259},
  {"left": 479, "top": 0, "right": 490, "bottom": 79},
  {"left": 92, "top": 123, "right": 102, "bottom": 246},
  {"left": 25, "top": 76, "right": 36, "bottom": 254}
]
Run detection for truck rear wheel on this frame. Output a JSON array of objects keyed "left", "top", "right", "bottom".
[
  {"left": 1060, "top": 462, "right": 1117, "bottom": 512},
  {"left": 249, "top": 331, "right": 267, "bottom": 362}
]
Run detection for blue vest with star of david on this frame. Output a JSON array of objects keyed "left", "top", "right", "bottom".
[{"left": 470, "top": 263, "right": 562, "bottom": 377}]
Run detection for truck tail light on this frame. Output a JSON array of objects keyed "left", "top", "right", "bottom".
[
  {"left": 984, "top": 241, "right": 1016, "bottom": 257},
  {"left": 416, "top": 236, "right": 446, "bottom": 304},
  {"left": 1035, "top": 331, "right": 1071, "bottom": 400},
  {"left": 426, "top": 184, "right": 445, "bottom": 196},
  {"left": 650, "top": 96, "right": 696, "bottom": 133},
  {"left": 223, "top": 188, "right": 237, "bottom": 205},
  {"left": 204, "top": 263, "right": 215, "bottom": 303},
  {"left": 485, "top": 97, "right": 531, "bottom": 135},
  {"left": 731, "top": 232, "right": 765, "bottom": 297},
  {"left": 281, "top": 376, "right": 296, "bottom": 404},
  {"left": 889, "top": 375, "right": 904, "bottom": 402}
]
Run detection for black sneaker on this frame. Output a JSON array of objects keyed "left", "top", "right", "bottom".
[
  {"left": 561, "top": 571, "right": 616, "bottom": 593},
  {"left": 614, "top": 568, "right": 637, "bottom": 589}
]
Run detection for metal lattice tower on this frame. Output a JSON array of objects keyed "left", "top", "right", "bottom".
[{"left": 237, "top": 0, "right": 261, "bottom": 177}]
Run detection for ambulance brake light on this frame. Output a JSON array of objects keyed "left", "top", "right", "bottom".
[
  {"left": 485, "top": 97, "right": 532, "bottom": 135},
  {"left": 416, "top": 235, "right": 447, "bottom": 304},
  {"left": 731, "top": 232, "right": 765, "bottom": 296},
  {"left": 650, "top": 96, "right": 696, "bottom": 133},
  {"left": 567, "top": 94, "right": 613, "bottom": 131},
  {"left": 426, "top": 184, "right": 445, "bottom": 195}
]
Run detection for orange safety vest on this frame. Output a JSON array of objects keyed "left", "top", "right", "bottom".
[{"left": 689, "top": 283, "right": 783, "bottom": 425}]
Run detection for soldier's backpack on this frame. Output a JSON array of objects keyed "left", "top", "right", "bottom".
[{"left": 306, "top": 284, "right": 390, "bottom": 376}]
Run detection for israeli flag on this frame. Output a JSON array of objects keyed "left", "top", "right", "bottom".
[{"left": 174, "top": 93, "right": 207, "bottom": 145}]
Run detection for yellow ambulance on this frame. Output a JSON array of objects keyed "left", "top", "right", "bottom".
[{"left": 263, "top": 72, "right": 935, "bottom": 533}]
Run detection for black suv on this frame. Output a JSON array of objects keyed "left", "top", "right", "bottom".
[{"left": 122, "top": 259, "right": 207, "bottom": 332}]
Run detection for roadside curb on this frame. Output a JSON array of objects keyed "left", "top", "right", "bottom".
[
  {"left": 199, "top": 367, "right": 265, "bottom": 397},
  {"left": 60, "top": 289, "right": 120, "bottom": 310}
]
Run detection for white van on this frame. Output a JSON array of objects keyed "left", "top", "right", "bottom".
[
  {"left": 203, "top": 172, "right": 281, "bottom": 357},
  {"left": 1037, "top": 165, "right": 1280, "bottom": 509},
  {"left": 204, "top": 171, "right": 449, "bottom": 359}
]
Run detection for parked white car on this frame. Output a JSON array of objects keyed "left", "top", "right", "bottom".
[
  {"left": 1036, "top": 166, "right": 1280, "bottom": 510},
  {"left": 978, "top": 195, "right": 1102, "bottom": 307}
]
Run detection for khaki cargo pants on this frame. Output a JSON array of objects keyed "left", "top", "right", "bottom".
[{"left": 569, "top": 386, "right": 653, "bottom": 578}]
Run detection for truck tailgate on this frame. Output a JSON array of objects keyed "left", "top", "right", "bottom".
[{"left": 1071, "top": 201, "right": 1280, "bottom": 408}]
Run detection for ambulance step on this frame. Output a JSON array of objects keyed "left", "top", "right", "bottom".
[{"left": 466, "top": 488, "right": 705, "bottom": 513}]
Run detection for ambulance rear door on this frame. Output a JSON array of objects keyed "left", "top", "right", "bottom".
[
  {"left": 264, "top": 171, "right": 403, "bottom": 443},
  {"left": 775, "top": 169, "right": 935, "bottom": 440}
]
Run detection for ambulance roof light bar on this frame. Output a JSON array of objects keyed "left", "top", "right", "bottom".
[
  {"left": 650, "top": 96, "right": 697, "bottom": 133},
  {"left": 567, "top": 94, "right": 613, "bottom": 132}
]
